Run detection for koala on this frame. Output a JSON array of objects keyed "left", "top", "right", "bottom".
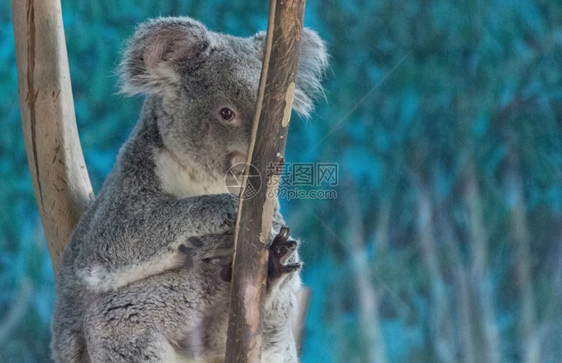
[{"left": 51, "top": 16, "right": 327, "bottom": 363}]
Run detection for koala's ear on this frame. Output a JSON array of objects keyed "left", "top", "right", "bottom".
[
  {"left": 251, "top": 29, "right": 328, "bottom": 117},
  {"left": 119, "top": 17, "right": 209, "bottom": 95},
  {"left": 293, "top": 29, "right": 328, "bottom": 117}
]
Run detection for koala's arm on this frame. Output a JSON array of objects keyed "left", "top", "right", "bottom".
[{"left": 74, "top": 193, "right": 238, "bottom": 293}]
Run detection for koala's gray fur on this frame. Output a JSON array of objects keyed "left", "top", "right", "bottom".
[{"left": 51, "top": 17, "right": 327, "bottom": 363}]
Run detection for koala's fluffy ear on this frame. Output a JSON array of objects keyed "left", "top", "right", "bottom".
[
  {"left": 252, "top": 29, "right": 328, "bottom": 117},
  {"left": 120, "top": 17, "right": 209, "bottom": 95}
]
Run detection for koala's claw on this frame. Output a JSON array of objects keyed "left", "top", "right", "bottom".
[
  {"left": 218, "top": 226, "right": 301, "bottom": 285},
  {"left": 178, "top": 244, "right": 195, "bottom": 269},
  {"left": 271, "top": 239, "right": 298, "bottom": 265},
  {"left": 277, "top": 262, "right": 302, "bottom": 275},
  {"left": 220, "top": 264, "right": 233, "bottom": 282},
  {"left": 268, "top": 226, "right": 301, "bottom": 288}
]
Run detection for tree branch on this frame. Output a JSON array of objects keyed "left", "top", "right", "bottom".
[
  {"left": 12, "top": 0, "right": 93, "bottom": 273},
  {"left": 224, "top": 0, "right": 306, "bottom": 361}
]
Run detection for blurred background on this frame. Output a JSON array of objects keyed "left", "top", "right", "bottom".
[{"left": 1, "top": 0, "right": 562, "bottom": 362}]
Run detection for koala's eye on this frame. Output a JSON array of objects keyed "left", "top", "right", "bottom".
[{"left": 219, "top": 107, "right": 235, "bottom": 121}]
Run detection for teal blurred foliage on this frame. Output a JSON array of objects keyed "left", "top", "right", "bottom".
[{"left": 1, "top": 0, "right": 562, "bottom": 362}]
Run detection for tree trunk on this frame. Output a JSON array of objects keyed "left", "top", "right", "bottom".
[
  {"left": 505, "top": 153, "right": 540, "bottom": 363},
  {"left": 224, "top": 0, "right": 306, "bottom": 361},
  {"left": 12, "top": 0, "right": 93, "bottom": 273},
  {"left": 415, "top": 184, "right": 455, "bottom": 363},
  {"left": 345, "top": 190, "right": 388, "bottom": 363},
  {"left": 462, "top": 163, "right": 502, "bottom": 363},
  {"left": 436, "top": 209, "right": 476, "bottom": 363}
]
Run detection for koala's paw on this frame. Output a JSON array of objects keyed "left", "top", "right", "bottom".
[
  {"left": 268, "top": 226, "right": 301, "bottom": 289},
  {"left": 212, "top": 193, "right": 239, "bottom": 234},
  {"left": 216, "top": 227, "right": 301, "bottom": 285},
  {"left": 220, "top": 262, "right": 233, "bottom": 283},
  {"left": 178, "top": 243, "right": 197, "bottom": 269},
  {"left": 178, "top": 235, "right": 233, "bottom": 269}
]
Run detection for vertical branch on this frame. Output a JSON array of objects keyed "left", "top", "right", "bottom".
[
  {"left": 437, "top": 209, "right": 476, "bottom": 363},
  {"left": 540, "top": 237, "right": 562, "bottom": 361},
  {"left": 225, "top": 0, "right": 306, "bottom": 361},
  {"left": 462, "top": 162, "right": 502, "bottom": 363},
  {"left": 505, "top": 153, "right": 540, "bottom": 363},
  {"left": 415, "top": 183, "right": 456, "bottom": 363},
  {"left": 373, "top": 198, "right": 392, "bottom": 254},
  {"left": 12, "top": 0, "right": 93, "bottom": 273},
  {"left": 345, "top": 190, "right": 387, "bottom": 363}
]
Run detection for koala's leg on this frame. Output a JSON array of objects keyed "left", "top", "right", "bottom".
[
  {"left": 262, "top": 280, "right": 300, "bottom": 363},
  {"left": 84, "top": 266, "right": 230, "bottom": 363},
  {"left": 51, "top": 324, "right": 88, "bottom": 363},
  {"left": 84, "top": 289, "right": 180, "bottom": 362},
  {"left": 51, "top": 297, "right": 89, "bottom": 363},
  {"left": 263, "top": 227, "right": 302, "bottom": 363},
  {"left": 86, "top": 328, "right": 176, "bottom": 363}
]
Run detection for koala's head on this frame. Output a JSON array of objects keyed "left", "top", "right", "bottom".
[{"left": 120, "top": 17, "right": 327, "bottom": 195}]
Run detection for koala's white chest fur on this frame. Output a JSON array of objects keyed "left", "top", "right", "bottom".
[{"left": 154, "top": 148, "right": 228, "bottom": 198}]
